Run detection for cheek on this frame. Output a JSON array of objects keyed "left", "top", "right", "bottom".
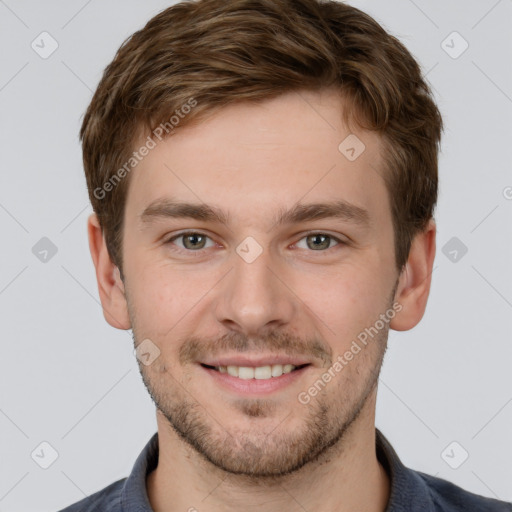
[
  {"left": 126, "top": 261, "right": 192, "bottom": 338},
  {"left": 126, "top": 257, "right": 229, "bottom": 346},
  {"left": 296, "top": 263, "right": 390, "bottom": 351}
]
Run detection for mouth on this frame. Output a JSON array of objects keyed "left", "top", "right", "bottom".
[
  {"left": 200, "top": 363, "right": 311, "bottom": 380},
  {"left": 198, "top": 361, "right": 312, "bottom": 396}
]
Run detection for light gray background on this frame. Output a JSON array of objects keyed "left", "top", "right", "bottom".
[{"left": 1, "top": 1, "right": 511, "bottom": 510}]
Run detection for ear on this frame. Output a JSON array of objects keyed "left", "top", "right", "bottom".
[
  {"left": 390, "top": 219, "right": 436, "bottom": 331},
  {"left": 87, "top": 213, "right": 131, "bottom": 330}
]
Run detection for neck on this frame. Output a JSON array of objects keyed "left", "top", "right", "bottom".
[{"left": 147, "top": 392, "right": 390, "bottom": 512}]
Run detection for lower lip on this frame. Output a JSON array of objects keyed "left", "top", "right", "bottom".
[{"left": 199, "top": 364, "right": 311, "bottom": 395}]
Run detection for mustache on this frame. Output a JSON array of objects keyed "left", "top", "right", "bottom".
[{"left": 179, "top": 330, "right": 333, "bottom": 368}]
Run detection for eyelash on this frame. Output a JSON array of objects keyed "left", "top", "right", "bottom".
[{"left": 164, "top": 231, "right": 345, "bottom": 256}]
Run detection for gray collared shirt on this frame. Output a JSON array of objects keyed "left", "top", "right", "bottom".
[{"left": 58, "top": 429, "right": 511, "bottom": 511}]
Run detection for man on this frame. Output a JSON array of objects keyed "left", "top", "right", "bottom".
[{"left": 59, "top": 0, "right": 511, "bottom": 510}]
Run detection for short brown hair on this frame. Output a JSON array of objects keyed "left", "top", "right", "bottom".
[{"left": 81, "top": 0, "right": 443, "bottom": 275}]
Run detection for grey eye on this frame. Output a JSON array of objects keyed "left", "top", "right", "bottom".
[
  {"left": 296, "top": 234, "right": 340, "bottom": 251},
  {"left": 169, "top": 232, "right": 215, "bottom": 251}
]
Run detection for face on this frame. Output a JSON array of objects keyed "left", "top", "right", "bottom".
[{"left": 120, "top": 88, "right": 400, "bottom": 477}]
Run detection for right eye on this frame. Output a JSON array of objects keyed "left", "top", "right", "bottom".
[{"left": 164, "top": 231, "right": 217, "bottom": 254}]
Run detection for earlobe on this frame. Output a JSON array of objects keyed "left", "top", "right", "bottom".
[
  {"left": 87, "top": 213, "right": 131, "bottom": 330},
  {"left": 390, "top": 220, "right": 436, "bottom": 332}
]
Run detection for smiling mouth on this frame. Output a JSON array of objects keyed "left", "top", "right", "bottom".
[{"left": 200, "top": 363, "right": 310, "bottom": 380}]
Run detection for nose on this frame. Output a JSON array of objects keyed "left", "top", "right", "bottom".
[{"left": 214, "top": 244, "right": 297, "bottom": 337}]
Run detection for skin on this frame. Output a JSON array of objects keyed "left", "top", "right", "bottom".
[{"left": 88, "top": 88, "right": 436, "bottom": 512}]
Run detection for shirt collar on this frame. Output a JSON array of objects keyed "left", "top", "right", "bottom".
[
  {"left": 375, "top": 428, "right": 436, "bottom": 511},
  {"left": 120, "top": 428, "right": 435, "bottom": 511},
  {"left": 121, "top": 432, "right": 159, "bottom": 511}
]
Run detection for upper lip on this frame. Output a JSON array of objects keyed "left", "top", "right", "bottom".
[{"left": 199, "top": 354, "right": 312, "bottom": 368}]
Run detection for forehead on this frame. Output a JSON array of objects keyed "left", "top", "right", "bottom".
[{"left": 125, "top": 89, "right": 389, "bottom": 228}]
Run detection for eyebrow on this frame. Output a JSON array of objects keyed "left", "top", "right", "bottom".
[{"left": 139, "top": 198, "right": 371, "bottom": 229}]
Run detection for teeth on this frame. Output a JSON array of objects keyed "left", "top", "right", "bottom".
[
  {"left": 227, "top": 366, "right": 239, "bottom": 377},
  {"left": 254, "top": 366, "right": 271, "bottom": 379},
  {"left": 271, "top": 365, "right": 283, "bottom": 377},
  {"left": 219, "top": 364, "right": 297, "bottom": 379},
  {"left": 238, "top": 366, "right": 254, "bottom": 380}
]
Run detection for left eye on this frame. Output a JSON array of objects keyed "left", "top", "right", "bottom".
[{"left": 295, "top": 233, "right": 341, "bottom": 251}]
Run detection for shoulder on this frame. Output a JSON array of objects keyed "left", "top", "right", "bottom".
[
  {"left": 57, "top": 477, "right": 126, "bottom": 512},
  {"left": 417, "top": 471, "right": 512, "bottom": 511}
]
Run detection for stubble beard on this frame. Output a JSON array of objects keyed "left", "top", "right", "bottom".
[{"left": 135, "top": 328, "right": 388, "bottom": 480}]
